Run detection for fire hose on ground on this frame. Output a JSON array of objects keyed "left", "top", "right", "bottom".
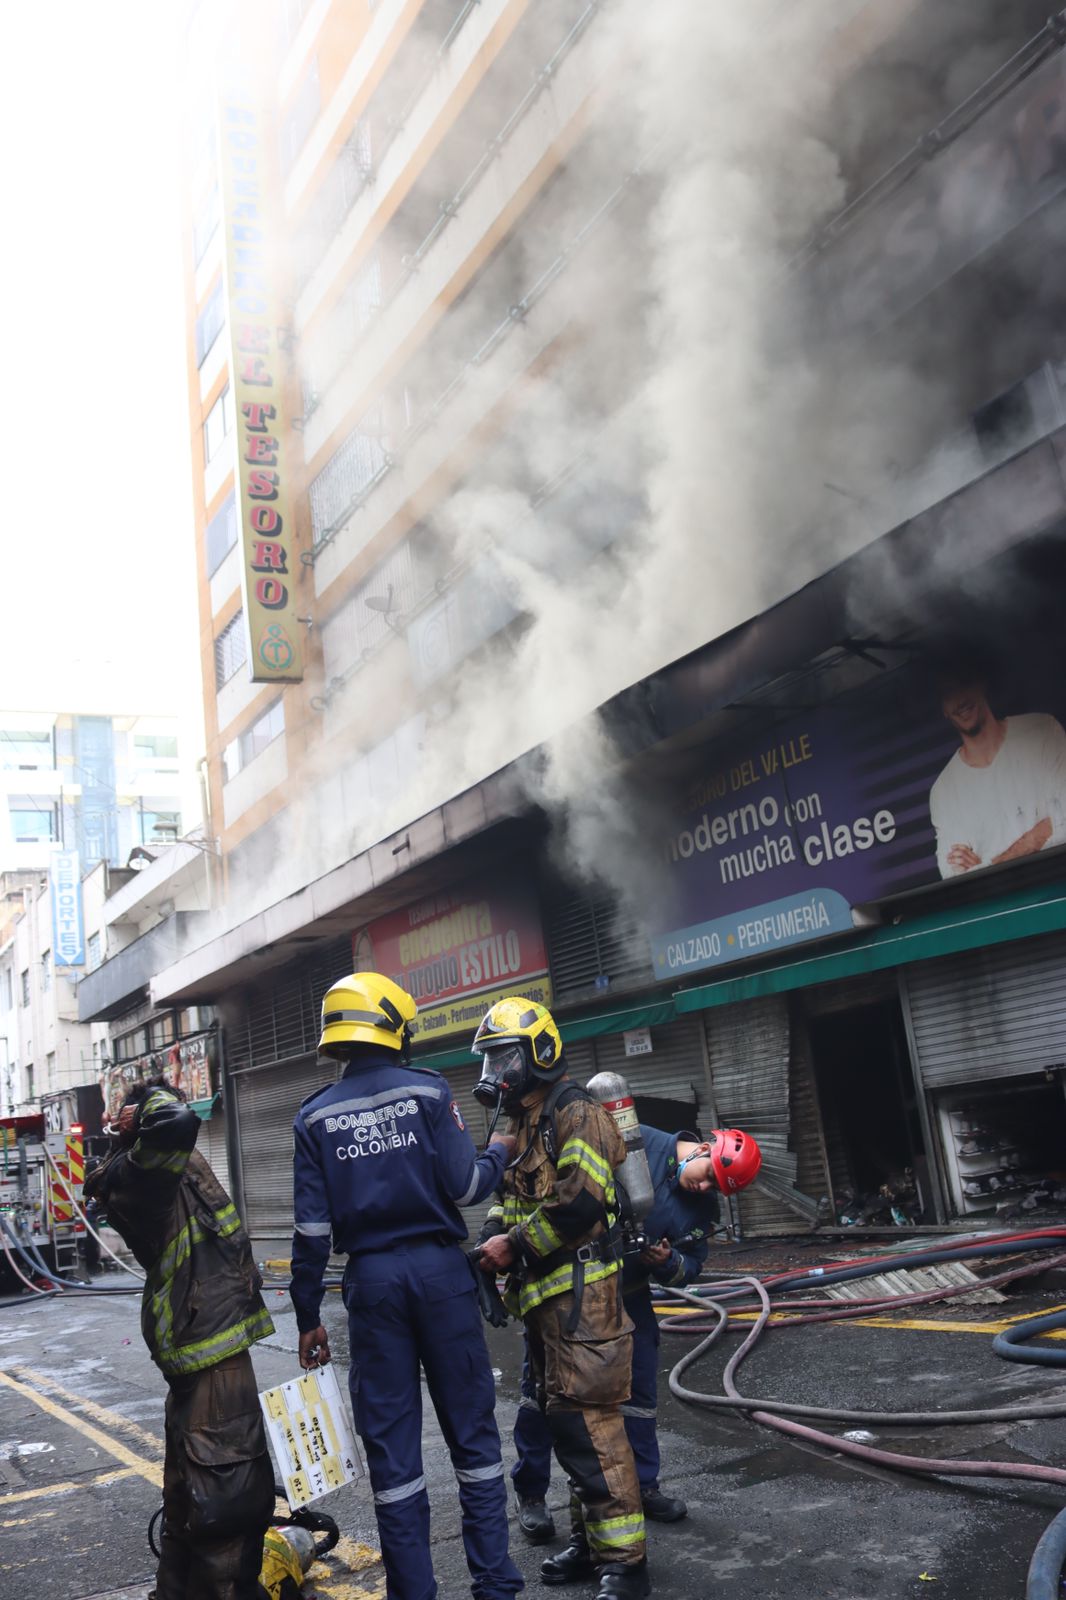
[{"left": 658, "top": 1231, "right": 1066, "bottom": 1597}]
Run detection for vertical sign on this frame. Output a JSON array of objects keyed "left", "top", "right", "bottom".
[
  {"left": 218, "top": 70, "right": 304, "bottom": 683},
  {"left": 50, "top": 849, "right": 85, "bottom": 967}
]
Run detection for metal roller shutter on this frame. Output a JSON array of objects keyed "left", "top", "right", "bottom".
[
  {"left": 199, "top": 1111, "right": 231, "bottom": 1199},
  {"left": 543, "top": 880, "right": 653, "bottom": 1003},
  {"left": 704, "top": 998, "right": 810, "bottom": 1233},
  {"left": 235, "top": 1056, "right": 337, "bottom": 1248},
  {"left": 903, "top": 931, "right": 1066, "bottom": 1089},
  {"left": 586, "top": 1020, "right": 708, "bottom": 1127}
]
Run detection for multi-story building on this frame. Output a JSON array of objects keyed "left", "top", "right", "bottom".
[
  {"left": 0, "top": 711, "right": 185, "bottom": 874},
  {"left": 169, "top": 1, "right": 1066, "bottom": 1248}
]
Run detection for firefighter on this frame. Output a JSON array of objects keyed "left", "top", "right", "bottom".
[
  {"left": 473, "top": 998, "right": 649, "bottom": 1600},
  {"left": 84, "top": 1078, "right": 276, "bottom": 1600},
  {"left": 508, "top": 1124, "right": 762, "bottom": 1539},
  {"left": 289, "top": 972, "right": 524, "bottom": 1600}
]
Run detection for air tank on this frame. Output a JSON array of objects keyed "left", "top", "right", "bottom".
[{"left": 586, "top": 1071, "right": 655, "bottom": 1223}]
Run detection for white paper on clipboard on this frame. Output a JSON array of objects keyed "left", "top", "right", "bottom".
[{"left": 258, "top": 1362, "right": 365, "bottom": 1509}]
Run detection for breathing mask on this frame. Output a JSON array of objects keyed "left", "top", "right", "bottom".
[{"left": 473, "top": 1043, "right": 531, "bottom": 1114}]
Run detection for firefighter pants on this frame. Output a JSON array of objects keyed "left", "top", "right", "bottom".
[
  {"left": 153, "top": 1350, "right": 275, "bottom": 1600},
  {"left": 524, "top": 1276, "right": 646, "bottom": 1568},
  {"left": 514, "top": 1288, "right": 661, "bottom": 1498},
  {"left": 343, "top": 1239, "right": 524, "bottom": 1600}
]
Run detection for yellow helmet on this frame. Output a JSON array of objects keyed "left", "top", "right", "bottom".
[
  {"left": 472, "top": 996, "right": 563, "bottom": 1077},
  {"left": 319, "top": 971, "right": 417, "bottom": 1058}
]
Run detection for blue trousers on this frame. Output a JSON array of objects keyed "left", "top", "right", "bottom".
[
  {"left": 343, "top": 1240, "right": 524, "bottom": 1600},
  {"left": 512, "top": 1288, "right": 661, "bottom": 1497}
]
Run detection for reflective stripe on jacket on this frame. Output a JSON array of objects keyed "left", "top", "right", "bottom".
[
  {"left": 86, "top": 1090, "right": 274, "bottom": 1377},
  {"left": 499, "top": 1086, "right": 625, "bottom": 1317}
]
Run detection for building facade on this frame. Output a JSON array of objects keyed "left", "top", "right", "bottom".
[
  {"left": 0, "top": 711, "right": 184, "bottom": 875},
  {"left": 171, "top": 1, "right": 1066, "bottom": 1247}
]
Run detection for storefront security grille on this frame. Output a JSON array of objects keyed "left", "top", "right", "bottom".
[
  {"left": 543, "top": 880, "right": 653, "bottom": 1002},
  {"left": 904, "top": 930, "right": 1066, "bottom": 1089},
  {"left": 235, "top": 1056, "right": 338, "bottom": 1244},
  {"left": 704, "top": 997, "right": 806, "bottom": 1234},
  {"left": 226, "top": 938, "right": 354, "bottom": 1074}
]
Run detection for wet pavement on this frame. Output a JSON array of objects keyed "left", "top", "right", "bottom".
[{"left": 2, "top": 1250, "right": 1066, "bottom": 1599}]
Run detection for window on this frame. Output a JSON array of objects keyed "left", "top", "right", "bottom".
[
  {"left": 214, "top": 610, "right": 249, "bottom": 689},
  {"left": 20, "top": 970, "right": 29, "bottom": 1007},
  {"left": 87, "top": 932, "right": 102, "bottom": 973},
  {"left": 134, "top": 733, "right": 178, "bottom": 761},
  {"left": 195, "top": 280, "right": 225, "bottom": 367},
  {"left": 206, "top": 492, "right": 238, "bottom": 576},
  {"left": 26, "top": 1064, "right": 33, "bottom": 1101},
  {"left": 46, "top": 1051, "right": 55, "bottom": 1084},
  {"left": 193, "top": 185, "right": 221, "bottom": 265},
  {"left": 41, "top": 951, "right": 51, "bottom": 994},
  {"left": 2, "top": 968, "right": 11, "bottom": 1009},
  {"left": 223, "top": 698, "right": 285, "bottom": 782},
  {"left": 149, "top": 1014, "right": 177, "bottom": 1049},
  {"left": 140, "top": 811, "right": 180, "bottom": 845},
  {"left": 115, "top": 1026, "right": 148, "bottom": 1062},
  {"left": 0, "top": 729, "right": 52, "bottom": 769},
  {"left": 9, "top": 805, "right": 56, "bottom": 843},
  {"left": 203, "top": 385, "right": 234, "bottom": 465}
]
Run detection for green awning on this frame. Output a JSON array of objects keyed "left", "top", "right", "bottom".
[
  {"left": 413, "top": 881, "right": 1066, "bottom": 1067},
  {"left": 190, "top": 1093, "right": 221, "bottom": 1121},
  {"left": 674, "top": 880, "right": 1066, "bottom": 1014},
  {"left": 413, "top": 998, "right": 677, "bottom": 1074}
]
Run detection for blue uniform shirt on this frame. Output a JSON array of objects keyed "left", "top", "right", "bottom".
[
  {"left": 622, "top": 1124, "right": 719, "bottom": 1295},
  {"left": 290, "top": 1051, "right": 506, "bottom": 1333}
]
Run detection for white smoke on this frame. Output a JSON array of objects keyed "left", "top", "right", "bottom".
[{"left": 218, "top": 0, "right": 973, "bottom": 931}]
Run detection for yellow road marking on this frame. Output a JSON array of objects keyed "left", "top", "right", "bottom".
[
  {"left": 1, "top": 1509, "right": 57, "bottom": 1526},
  {"left": 656, "top": 1304, "right": 1066, "bottom": 1336},
  {"left": 0, "top": 1466, "right": 139, "bottom": 1506},
  {"left": 0, "top": 1370, "right": 163, "bottom": 1489},
  {"left": 8, "top": 1365, "right": 165, "bottom": 1456}
]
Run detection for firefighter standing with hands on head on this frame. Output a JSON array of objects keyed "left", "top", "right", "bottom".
[
  {"left": 474, "top": 998, "right": 650, "bottom": 1600},
  {"left": 509, "top": 1117, "right": 762, "bottom": 1537},
  {"left": 289, "top": 972, "right": 524, "bottom": 1600},
  {"left": 84, "top": 1078, "right": 276, "bottom": 1600}
]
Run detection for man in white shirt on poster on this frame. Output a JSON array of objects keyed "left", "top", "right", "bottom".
[{"left": 930, "top": 672, "right": 1066, "bottom": 878}]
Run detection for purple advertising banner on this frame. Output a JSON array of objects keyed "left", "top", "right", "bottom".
[{"left": 651, "top": 665, "right": 1066, "bottom": 978}]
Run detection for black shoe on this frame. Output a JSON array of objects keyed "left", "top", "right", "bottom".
[
  {"left": 596, "top": 1559, "right": 651, "bottom": 1599},
  {"left": 541, "top": 1538, "right": 596, "bottom": 1585},
  {"left": 515, "top": 1491, "right": 555, "bottom": 1543},
  {"left": 641, "top": 1487, "right": 687, "bottom": 1523}
]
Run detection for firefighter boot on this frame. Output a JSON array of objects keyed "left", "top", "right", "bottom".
[
  {"left": 596, "top": 1558, "right": 651, "bottom": 1599},
  {"left": 516, "top": 1491, "right": 556, "bottom": 1543},
  {"left": 641, "top": 1487, "right": 687, "bottom": 1522},
  {"left": 541, "top": 1535, "right": 596, "bottom": 1585}
]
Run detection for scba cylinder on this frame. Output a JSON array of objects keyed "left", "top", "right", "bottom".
[{"left": 586, "top": 1071, "right": 655, "bottom": 1223}]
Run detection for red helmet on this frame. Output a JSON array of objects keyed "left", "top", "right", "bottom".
[{"left": 708, "top": 1128, "right": 761, "bottom": 1193}]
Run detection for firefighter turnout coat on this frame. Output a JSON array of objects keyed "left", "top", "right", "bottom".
[{"left": 86, "top": 1088, "right": 274, "bottom": 1376}]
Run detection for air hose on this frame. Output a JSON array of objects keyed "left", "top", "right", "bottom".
[{"left": 0, "top": 1216, "right": 141, "bottom": 1296}]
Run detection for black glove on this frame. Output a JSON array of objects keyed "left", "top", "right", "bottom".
[{"left": 468, "top": 1250, "right": 509, "bottom": 1328}]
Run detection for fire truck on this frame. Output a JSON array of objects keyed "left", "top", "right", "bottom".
[{"left": 0, "top": 1084, "right": 105, "bottom": 1287}]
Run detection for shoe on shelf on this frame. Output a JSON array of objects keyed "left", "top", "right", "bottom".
[
  {"left": 641, "top": 1486, "right": 687, "bottom": 1523},
  {"left": 596, "top": 1558, "right": 651, "bottom": 1599},
  {"left": 515, "top": 1490, "right": 556, "bottom": 1543},
  {"left": 541, "top": 1537, "right": 596, "bottom": 1585}
]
